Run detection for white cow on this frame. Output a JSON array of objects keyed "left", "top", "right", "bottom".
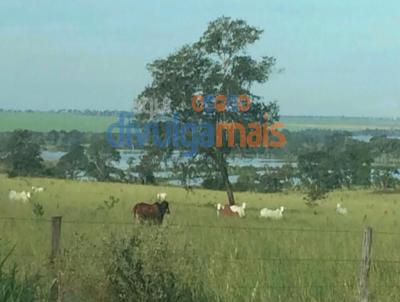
[
  {"left": 230, "top": 203, "right": 246, "bottom": 217},
  {"left": 260, "top": 206, "right": 285, "bottom": 219},
  {"left": 32, "top": 186, "right": 45, "bottom": 193},
  {"left": 336, "top": 203, "right": 348, "bottom": 215},
  {"left": 8, "top": 190, "right": 31, "bottom": 203},
  {"left": 157, "top": 192, "right": 167, "bottom": 201}
]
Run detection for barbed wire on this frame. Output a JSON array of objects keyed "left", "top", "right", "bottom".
[{"left": 2, "top": 215, "right": 400, "bottom": 236}]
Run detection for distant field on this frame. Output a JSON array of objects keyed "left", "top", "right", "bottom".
[
  {"left": 0, "top": 112, "right": 115, "bottom": 132},
  {"left": 281, "top": 116, "right": 400, "bottom": 131},
  {"left": 0, "top": 111, "right": 400, "bottom": 132},
  {"left": 1, "top": 175, "right": 400, "bottom": 301}
]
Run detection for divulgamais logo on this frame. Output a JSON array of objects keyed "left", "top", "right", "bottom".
[{"left": 106, "top": 95, "right": 286, "bottom": 156}]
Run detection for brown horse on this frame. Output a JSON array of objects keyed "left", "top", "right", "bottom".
[{"left": 133, "top": 201, "right": 170, "bottom": 224}]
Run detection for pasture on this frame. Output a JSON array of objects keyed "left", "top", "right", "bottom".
[
  {"left": 1, "top": 111, "right": 400, "bottom": 132},
  {"left": 1, "top": 174, "right": 400, "bottom": 301}
]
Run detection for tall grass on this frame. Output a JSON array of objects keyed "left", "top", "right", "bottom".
[
  {"left": 1, "top": 175, "right": 400, "bottom": 301},
  {"left": 0, "top": 243, "right": 40, "bottom": 302}
]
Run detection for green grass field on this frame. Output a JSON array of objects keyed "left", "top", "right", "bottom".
[
  {"left": 0, "top": 112, "right": 115, "bottom": 132},
  {"left": 1, "top": 111, "right": 400, "bottom": 132},
  {"left": 1, "top": 175, "right": 400, "bottom": 301}
]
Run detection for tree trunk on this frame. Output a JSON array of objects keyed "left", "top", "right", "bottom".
[
  {"left": 220, "top": 162, "right": 235, "bottom": 205},
  {"left": 209, "top": 150, "right": 235, "bottom": 205}
]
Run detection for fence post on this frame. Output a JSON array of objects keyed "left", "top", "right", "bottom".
[
  {"left": 359, "top": 226, "right": 373, "bottom": 302},
  {"left": 50, "top": 216, "right": 62, "bottom": 263}
]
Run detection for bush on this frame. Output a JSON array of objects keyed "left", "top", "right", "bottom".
[
  {"left": 0, "top": 245, "right": 39, "bottom": 302},
  {"left": 104, "top": 230, "right": 209, "bottom": 302},
  {"left": 202, "top": 175, "right": 225, "bottom": 190},
  {"left": 372, "top": 167, "right": 399, "bottom": 191},
  {"left": 234, "top": 169, "right": 258, "bottom": 192}
]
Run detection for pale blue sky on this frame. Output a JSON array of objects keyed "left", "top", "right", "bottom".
[{"left": 0, "top": 0, "right": 399, "bottom": 116}]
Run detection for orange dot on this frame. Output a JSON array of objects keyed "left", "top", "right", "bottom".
[
  {"left": 238, "top": 95, "right": 251, "bottom": 112},
  {"left": 192, "top": 95, "right": 204, "bottom": 112},
  {"left": 215, "top": 95, "right": 227, "bottom": 112}
]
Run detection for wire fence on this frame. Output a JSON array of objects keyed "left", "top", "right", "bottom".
[
  {"left": 2, "top": 216, "right": 400, "bottom": 300},
  {"left": 2, "top": 216, "right": 400, "bottom": 235},
  {"left": 1, "top": 216, "right": 400, "bottom": 264}
]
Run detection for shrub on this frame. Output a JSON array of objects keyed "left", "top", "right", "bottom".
[
  {"left": 32, "top": 202, "right": 45, "bottom": 217},
  {"left": 0, "top": 244, "right": 39, "bottom": 302},
  {"left": 104, "top": 230, "right": 209, "bottom": 302},
  {"left": 234, "top": 168, "right": 258, "bottom": 192}
]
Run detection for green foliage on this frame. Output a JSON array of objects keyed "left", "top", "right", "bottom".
[
  {"left": 298, "top": 151, "right": 339, "bottom": 204},
  {"left": 258, "top": 164, "right": 296, "bottom": 193},
  {"left": 372, "top": 167, "right": 399, "bottom": 191},
  {"left": 234, "top": 167, "right": 258, "bottom": 192},
  {"left": 86, "top": 138, "right": 122, "bottom": 181},
  {"left": 299, "top": 138, "right": 375, "bottom": 204},
  {"left": 135, "top": 153, "right": 160, "bottom": 184},
  {"left": 171, "top": 159, "right": 197, "bottom": 190},
  {"left": 339, "top": 140, "right": 373, "bottom": 187},
  {"left": 0, "top": 244, "right": 39, "bottom": 302},
  {"left": 104, "top": 232, "right": 209, "bottom": 302},
  {"left": 56, "top": 144, "right": 88, "bottom": 179},
  {"left": 138, "top": 16, "right": 280, "bottom": 204},
  {"left": 202, "top": 175, "right": 225, "bottom": 190},
  {"left": 32, "top": 202, "right": 45, "bottom": 217},
  {"left": 98, "top": 195, "right": 120, "bottom": 211},
  {"left": 3, "top": 130, "right": 44, "bottom": 177}
]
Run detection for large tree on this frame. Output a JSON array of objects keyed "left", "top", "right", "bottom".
[{"left": 138, "top": 17, "right": 280, "bottom": 204}]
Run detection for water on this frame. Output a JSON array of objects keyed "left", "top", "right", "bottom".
[
  {"left": 41, "top": 150, "right": 66, "bottom": 161},
  {"left": 42, "top": 149, "right": 286, "bottom": 169},
  {"left": 41, "top": 149, "right": 284, "bottom": 186},
  {"left": 352, "top": 135, "right": 400, "bottom": 142},
  {"left": 42, "top": 149, "right": 397, "bottom": 186}
]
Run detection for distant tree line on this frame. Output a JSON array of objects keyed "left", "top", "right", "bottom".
[
  {"left": 1, "top": 128, "right": 400, "bottom": 161},
  {"left": 0, "top": 129, "right": 399, "bottom": 200},
  {"left": 0, "top": 108, "right": 126, "bottom": 117}
]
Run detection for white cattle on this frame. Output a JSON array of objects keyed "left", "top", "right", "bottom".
[
  {"left": 32, "top": 186, "right": 45, "bottom": 193},
  {"left": 8, "top": 190, "right": 31, "bottom": 203},
  {"left": 336, "top": 203, "right": 348, "bottom": 215},
  {"left": 260, "top": 206, "right": 285, "bottom": 219},
  {"left": 157, "top": 192, "right": 167, "bottom": 201},
  {"left": 230, "top": 203, "right": 246, "bottom": 217}
]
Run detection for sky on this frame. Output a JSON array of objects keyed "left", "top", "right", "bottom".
[{"left": 0, "top": 0, "right": 399, "bottom": 117}]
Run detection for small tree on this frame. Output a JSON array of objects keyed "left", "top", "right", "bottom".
[
  {"left": 56, "top": 144, "right": 88, "bottom": 179},
  {"left": 372, "top": 167, "right": 399, "bottom": 191},
  {"left": 86, "top": 138, "right": 122, "bottom": 181},
  {"left": 4, "top": 130, "right": 43, "bottom": 177},
  {"left": 341, "top": 140, "right": 373, "bottom": 187},
  {"left": 298, "top": 151, "right": 340, "bottom": 205},
  {"left": 258, "top": 164, "right": 296, "bottom": 193},
  {"left": 136, "top": 153, "right": 159, "bottom": 184},
  {"left": 235, "top": 167, "right": 258, "bottom": 192}
]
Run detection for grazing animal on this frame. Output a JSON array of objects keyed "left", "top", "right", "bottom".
[
  {"left": 8, "top": 190, "right": 31, "bottom": 203},
  {"left": 230, "top": 203, "right": 246, "bottom": 217},
  {"left": 336, "top": 203, "right": 348, "bottom": 215},
  {"left": 156, "top": 192, "right": 167, "bottom": 201},
  {"left": 260, "top": 206, "right": 285, "bottom": 219},
  {"left": 133, "top": 201, "right": 170, "bottom": 224},
  {"left": 217, "top": 203, "right": 238, "bottom": 217},
  {"left": 32, "top": 186, "right": 44, "bottom": 193}
]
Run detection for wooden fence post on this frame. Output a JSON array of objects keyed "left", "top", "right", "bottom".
[
  {"left": 50, "top": 216, "right": 62, "bottom": 262},
  {"left": 359, "top": 226, "right": 373, "bottom": 302}
]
